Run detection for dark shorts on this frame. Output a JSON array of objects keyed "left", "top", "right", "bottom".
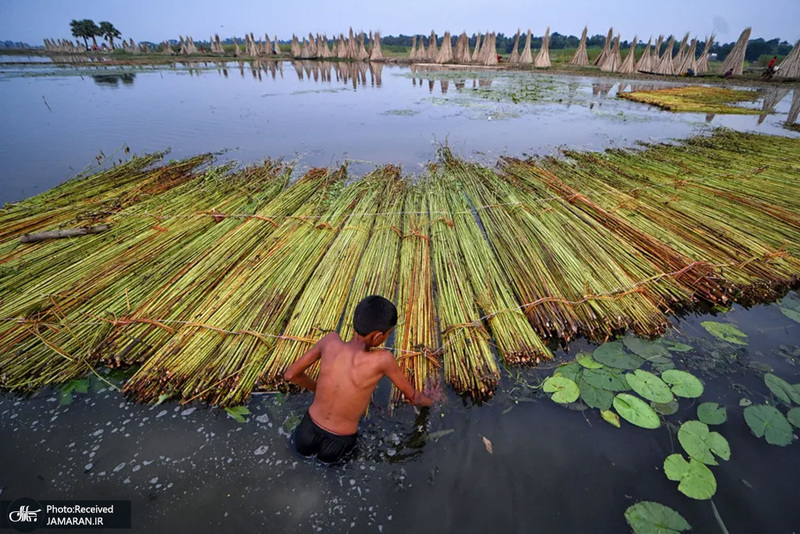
[{"left": 294, "top": 411, "right": 357, "bottom": 464}]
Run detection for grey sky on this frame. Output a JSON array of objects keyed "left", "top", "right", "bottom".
[{"left": 1, "top": 0, "right": 798, "bottom": 45}]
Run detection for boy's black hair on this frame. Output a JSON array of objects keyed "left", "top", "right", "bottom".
[{"left": 353, "top": 295, "right": 397, "bottom": 336}]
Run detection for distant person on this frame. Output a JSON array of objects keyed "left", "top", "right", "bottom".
[
  {"left": 724, "top": 68, "right": 734, "bottom": 78},
  {"left": 284, "top": 295, "right": 434, "bottom": 464},
  {"left": 768, "top": 56, "right": 777, "bottom": 73}
]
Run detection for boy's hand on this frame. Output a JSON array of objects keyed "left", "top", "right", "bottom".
[
  {"left": 423, "top": 381, "right": 445, "bottom": 404},
  {"left": 412, "top": 390, "right": 434, "bottom": 407}
]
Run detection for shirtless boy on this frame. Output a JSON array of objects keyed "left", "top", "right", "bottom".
[{"left": 284, "top": 295, "right": 433, "bottom": 463}]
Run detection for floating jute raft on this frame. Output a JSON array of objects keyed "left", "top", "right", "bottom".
[{"left": 1, "top": 130, "right": 799, "bottom": 405}]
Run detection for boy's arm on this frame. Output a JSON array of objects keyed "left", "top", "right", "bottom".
[
  {"left": 283, "top": 335, "right": 329, "bottom": 392},
  {"left": 381, "top": 352, "right": 433, "bottom": 407}
]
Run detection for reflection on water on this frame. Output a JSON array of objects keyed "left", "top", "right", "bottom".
[
  {"left": 92, "top": 73, "right": 136, "bottom": 87},
  {"left": 0, "top": 60, "right": 798, "bottom": 204}
]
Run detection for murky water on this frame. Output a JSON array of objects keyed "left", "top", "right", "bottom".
[
  {"left": 0, "top": 59, "right": 797, "bottom": 204},
  {"left": 1, "top": 296, "right": 799, "bottom": 532}
]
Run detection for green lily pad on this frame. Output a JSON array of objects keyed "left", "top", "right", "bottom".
[
  {"left": 626, "top": 369, "right": 674, "bottom": 403},
  {"left": 601, "top": 409, "right": 620, "bottom": 428},
  {"left": 701, "top": 321, "right": 748, "bottom": 345},
  {"left": 743, "top": 404, "right": 794, "bottom": 446},
  {"left": 787, "top": 407, "right": 800, "bottom": 429},
  {"left": 663, "top": 454, "right": 717, "bottom": 500},
  {"left": 579, "top": 380, "right": 614, "bottom": 410},
  {"left": 678, "top": 420, "right": 730, "bottom": 465},
  {"left": 593, "top": 341, "right": 646, "bottom": 369},
  {"left": 652, "top": 360, "right": 676, "bottom": 373},
  {"left": 624, "top": 501, "right": 691, "bottom": 534},
  {"left": 582, "top": 368, "right": 630, "bottom": 392},
  {"left": 576, "top": 352, "right": 604, "bottom": 369},
  {"left": 764, "top": 373, "right": 800, "bottom": 405},
  {"left": 613, "top": 393, "right": 661, "bottom": 429},
  {"left": 739, "top": 397, "right": 752, "bottom": 407},
  {"left": 543, "top": 376, "right": 580, "bottom": 404},
  {"left": 697, "top": 402, "right": 727, "bottom": 425},
  {"left": 662, "top": 370, "right": 704, "bottom": 398},
  {"left": 623, "top": 336, "right": 671, "bottom": 360},
  {"left": 652, "top": 400, "right": 679, "bottom": 416},
  {"left": 663, "top": 341, "right": 693, "bottom": 353},
  {"left": 780, "top": 306, "right": 800, "bottom": 323},
  {"left": 554, "top": 362, "right": 581, "bottom": 382}
]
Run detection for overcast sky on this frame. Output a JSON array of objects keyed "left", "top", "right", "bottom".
[{"left": 1, "top": 0, "right": 798, "bottom": 45}]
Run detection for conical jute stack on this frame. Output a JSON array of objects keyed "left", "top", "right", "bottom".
[
  {"left": 509, "top": 30, "right": 521, "bottom": 64},
  {"left": 635, "top": 37, "right": 653, "bottom": 72},
  {"left": 718, "top": 27, "right": 751, "bottom": 76},
  {"left": 369, "top": 31, "right": 383, "bottom": 61},
  {"left": 408, "top": 35, "right": 418, "bottom": 60},
  {"left": 594, "top": 27, "right": 614, "bottom": 66},
  {"left": 307, "top": 33, "right": 318, "bottom": 57},
  {"left": 418, "top": 35, "right": 427, "bottom": 60},
  {"left": 653, "top": 36, "right": 675, "bottom": 75},
  {"left": 534, "top": 27, "right": 551, "bottom": 67},
  {"left": 347, "top": 28, "right": 357, "bottom": 59},
  {"left": 600, "top": 34, "right": 622, "bottom": 72},
  {"left": 776, "top": 39, "right": 800, "bottom": 78},
  {"left": 427, "top": 31, "right": 439, "bottom": 61},
  {"left": 290, "top": 35, "right": 301, "bottom": 57},
  {"left": 435, "top": 31, "right": 454, "bottom": 63},
  {"left": 233, "top": 37, "right": 242, "bottom": 57},
  {"left": 356, "top": 32, "right": 369, "bottom": 60},
  {"left": 471, "top": 33, "right": 482, "bottom": 62},
  {"left": 696, "top": 35, "right": 714, "bottom": 73},
  {"left": 672, "top": 32, "right": 690, "bottom": 70},
  {"left": 618, "top": 35, "right": 638, "bottom": 74},
  {"left": 454, "top": 32, "right": 470, "bottom": 63},
  {"left": 482, "top": 32, "right": 498, "bottom": 65},
  {"left": 570, "top": 26, "right": 589, "bottom": 66},
  {"left": 675, "top": 38, "right": 698, "bottom": 74},
  {"left": 520, "top": 29, "right": 533, "bottom": 64}
]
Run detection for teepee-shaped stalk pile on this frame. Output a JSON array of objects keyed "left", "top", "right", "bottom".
[
  {"left": 570, "top": 26, "right": 589, "bottom": 66},
  {"left": 672, "top": 32, "right": 690, "bottom": 70},
  {"left": 427, "top": 31, "right": 439, "bottom": 61},
  {"left": 520, "top": 29, "right": 533, "bottom": 64},
  {"left": 509, "top": 30, "right": 521, "bottom": 64},
  {"left": 718, "top": 27, "right": 751, "bottom": 76},
  {"left": 777, "top": 40, "right": 800, "bottom": 78},
  {"left": 369, "top": 31, "right": 383, "bottom": 61},
  {"left": 653, "top": 35, "right": 675, "bottom": 75},
  {"left": 594, "top": 27, "right": 614, "bottom": 66},
  {"left": 675, "top": 38, "right": 698, "bottom": 74},
  {"left": 534, "top": 27, "right": 551, "bottom": 68},
  {"left": 618, "top": 35, "right": 638, "bottom": 74},
  {"left": 435, "top": 31, "right": 453, "bottom": 63},
  {"left": 635, "top": 37, "right": 653, "bottom": 72},
  {"left": 600, "top": 34, "right": 622, "bottom": 72},
  {"left": 290, "top": 35, "right": 301, "bottom": 58},
  {"left": 408, "top": 35, "right": 418, "bottom": 60},
  {"left": 696, "top": 35, "right": 714, "bottom": 73},
  {"left": 454, "top": 32, "right": 470, "bottom": 63}
]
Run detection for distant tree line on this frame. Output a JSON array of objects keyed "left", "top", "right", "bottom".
[{"left": 380, "top": 33, "right": 795, "bottom": 61}]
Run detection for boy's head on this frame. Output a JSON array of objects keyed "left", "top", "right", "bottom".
[{"left": 353, "top": 295, "right": 397, "bottom": 347}]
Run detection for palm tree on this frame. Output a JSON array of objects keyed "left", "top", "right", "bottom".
[
  {"left": 99, "top": 21, "right": 121, "bottom": 49},
  {"left": 69, "top": 19, "right": 100, "bottom": 49}
]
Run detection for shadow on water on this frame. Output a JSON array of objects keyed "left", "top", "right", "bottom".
[{"left": 92, "top": 73, "right": 136, "bottom": 87}]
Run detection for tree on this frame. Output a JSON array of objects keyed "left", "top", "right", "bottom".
[
  {"left": 69, "top": 19, "right": 99, "bottom": 49},
  {"left": 99, "top": 21, "right": 121, "bottom": 49}
]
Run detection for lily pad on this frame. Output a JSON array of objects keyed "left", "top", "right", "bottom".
[
  {"left": 764, "top": 373, "right": 800, "bottom": 405},
  {"left": 663, "top": 341, "right": 693, "bottom": 353},
  {"left": 582, "top": 368, "right": 630, "bottom": 392},
  {"left": 623, "top": 336, "right": 671, "bottom": 360},
  {"left": 743, "top": 404, "right": 794, "bottom": 446},
  {"left": 600, "top": 409, "right": 620, "bottom": 428},
  {"left": 701, "top": 321, "right": 748, "bottom": 345},
  {"left": 787, "top": 407, "right": 800, "bottom": 428},
  {"left": 652, "top": 360, "right": 676, "bottom": 373},
  {"left": 652, "top": 400, "right": 680, "bottom": 416},
  {"left": 780, "top": 307, "right": 800, "bottom": 323},
  {"left": 593, "top": 341, "right": 646, "bottom": 369},
  {"left": 626, "top": 369, "right": 674, "bottom": 403},
  {"left": 542, "top": 376, "right": 580, "bottom": 404},
  {"left": 663, "top": 454, "right": 717, "bottom": 500},
  {"left": 662, "top": 370, "right": 704, "bottom": 398},
  {"left": 576, "top": 352, "right": 604, "bottom": 369},
  {"left": 697, "top": 402, "right": 727, "bottom": 425},
  {"left": 739, "top": 397, "right": 752, "bottom": 407},
  {"left": 624, "top": 501, "right": 691, "bottom": 534},
  {"left": 554, "top": 362, "right": 581, "bottom": 382},
  {"left": 678, "top": 420, "right": 730, "bottom": 465},
  {"left": 579, "top": 380, "right": 614, "bottom": 410},
  {"left": 613, "top": 393, "right": 661, "bottom": 429}
]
